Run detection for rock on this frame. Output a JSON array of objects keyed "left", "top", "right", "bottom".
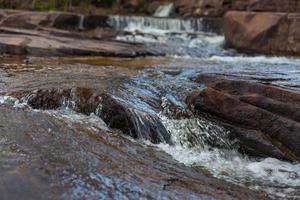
[
  {"left": 14, "top": 88, "right": 171, "bottom": 144},
  {"left": 82, "top": 15, "right": 110, "bottom": 30},
  {"left": 0, "top": 9, "right": 185, "bottom": 57},
  {"left": 196, "top": 87, "right": 300, "bottom": 160},
  {"left": 25, "top": 88, "right": 102, "bottom": 114},
  {"left": 26, "top": 88, "right": 70, "bottom": 110},
  {"left": 188, "top": 74, "right": 300, "bottom": 161},
  {"left": 49, "top": 13, "right": 81, "bottom": 30},
  {"left": 175, "top": 0, "right": 232, "bottom": 17},
  {"left": 239, "top": 94, "right": 300, "bottom": 123},
  {"left": 224, "top": 11, "right": 300, "bottom": 56},
  {"left": 100, "top": 94, "right": 171, "bottom": 144},
  {"left": 145, "top": 1, "right": 162, "bottom": 15},
  {"left": 0, "top": 105, "right": 268, "bottom": 200},
  {"left": 0, "top": 9, "right": 113, "bottom": 31},
  {"left": 121, "top": 0, "right": 141, "bottom": 13},
  {"left": 0, "top": 29, "right": 162, "bottom": 57},
  {"left": 227, "top": 125, "right": 290, "bottom": 160},
  {"left": 232, "top": 0, "right": 300, "bottom": 13}
]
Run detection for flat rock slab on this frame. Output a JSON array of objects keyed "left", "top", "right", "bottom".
[
  {"left": 0, "top": 105, "right": 266, "bottom": 200},
  {"left": 0, "top": 29, "right": 164, "bottom": 57}
]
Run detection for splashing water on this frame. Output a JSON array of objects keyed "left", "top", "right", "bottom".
[{"left": 157, "top": 114, "right": 300, "bottom": 199}]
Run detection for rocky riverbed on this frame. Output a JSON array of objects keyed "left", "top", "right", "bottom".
[{"left": 0, "top": 3, "right": 300, "bottom": 200}]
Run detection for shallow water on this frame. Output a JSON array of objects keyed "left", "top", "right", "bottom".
[{"left": 1, "top": 15, "right": 300, "bottom": 199}]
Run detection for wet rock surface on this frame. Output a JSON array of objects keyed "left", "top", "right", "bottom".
[
  {"left": 1, "top": 54, "right": 300, "bottom": 199},
  {"left": 0, "top": 104, "right": 267, "bottom": 200},
  {"left": 6, "top": 86, "right": 171, "bottom": 144},
  {"left": 189, "top": 74, "right": 300, "bottom": 161}
]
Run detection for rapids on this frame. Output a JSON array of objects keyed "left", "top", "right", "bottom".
[{"left": 1, "top": 14, "right": 300, "bottom": 199}]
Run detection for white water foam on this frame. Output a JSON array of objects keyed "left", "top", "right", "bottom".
[
  {"left": 209, "top": 55, "right": 300, "bottom": 65},
  {"left": 108, "top": 15, "right": 206, "bottom": 34},
  {"left": 0, "top": 95, "right": 29, "bottom": 108},
  {"left": 42, "top": 109, "right": 110, "bottom": 132},
  {"left": 156, "top": 116, "right": 300, "bottom": 199}
]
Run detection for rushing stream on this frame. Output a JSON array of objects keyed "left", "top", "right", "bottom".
[{"left": 1, "top": 14, "right": 300, "bottom": 199}]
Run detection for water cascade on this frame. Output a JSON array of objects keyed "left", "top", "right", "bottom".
[
  {"left": 78, "top": 15, "right": 85, "bottom": 30},
  {"left": 153, "top": 3, "right": 174, "bottom": 17},
  {"left": 108, "top": 15, "right": 220, "bottom": 34}
]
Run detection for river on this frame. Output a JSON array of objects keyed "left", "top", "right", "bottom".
[{"left": 0, "top": 15, "right": 300, "bottom": 199}]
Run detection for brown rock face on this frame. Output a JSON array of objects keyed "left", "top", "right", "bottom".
[
  {"left": 0, "top": 9, "right": 110, "bottom": 31},
  {"left": 232, "top": 0, "right": 300, "bottom": 13},
  {"left": 175, "top": 0, "right": 232, "bottom": 17},
  {"left": 0, "top": 105, "right": 267, "bottom": 200},
  {"left": 188, "top": 75, "right": 300, "bottom": 161},
  {"left": 224, "top": 11, "right": 300, "bottom": 56}
]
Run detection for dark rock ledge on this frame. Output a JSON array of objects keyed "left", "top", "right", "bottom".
[{"left": 187, "top": 74, "right": 300, "bottom": 161}]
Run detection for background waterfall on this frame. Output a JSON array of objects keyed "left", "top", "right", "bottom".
[
  {"left": 108, "top": 15, "right": 221, "bottom": 34},
  {"left": 153, "top": 3, "right": 174, "bottom": 17}
]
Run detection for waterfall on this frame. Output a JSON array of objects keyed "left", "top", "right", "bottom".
[
  {"left": 78, "top": 15, "right": 85, "bottom": 30},
  {"left": 108, "top": 15, "right": 220, "bottom": 34},
  {"left": 153, "top": 3, "right": 174, "bottom": 17}
]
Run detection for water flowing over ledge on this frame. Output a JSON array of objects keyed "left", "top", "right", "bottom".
[{"left": 108, "top": 15, "right": 222, "bottom": 34}]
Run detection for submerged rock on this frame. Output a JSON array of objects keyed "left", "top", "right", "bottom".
[
  {"left": 188, "top": 74, "right": 300, "bottom": 161},
  {"left": 100, "top": 94, "right": 171, "bottom": 144}
]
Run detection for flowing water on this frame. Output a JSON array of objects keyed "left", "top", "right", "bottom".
[
  {"left": 1, "top": 15, "right": 300, "bottom": 199},
  {"left": 153, "top": 3, "right": 174, "bottom": 18}
]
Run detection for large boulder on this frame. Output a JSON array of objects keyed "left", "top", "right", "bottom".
[
  {"left": 175, "top": 0, "right": 232, "bottom": 17},
  {"left": 224, "top": 11, "right": 300, "bottom": 56}
]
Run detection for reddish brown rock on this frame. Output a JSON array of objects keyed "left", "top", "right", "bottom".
[
  {"left": 0, "top": 29, "right": 162, "bottom": 57},
  {"left": 25, "top": 88, "right": 102, "bottom": 114},
  {"left": 0, "top": 9, "right": 111, "bottom": 31},
  {"left": 189, "top": 75, "right": 300, "bottom": 161},
  {"left": 224, "top": 11, "right": 300, "bottom": 56},
  {"left": 239, "top": 94, "right": 300, "bottom": 123}
]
